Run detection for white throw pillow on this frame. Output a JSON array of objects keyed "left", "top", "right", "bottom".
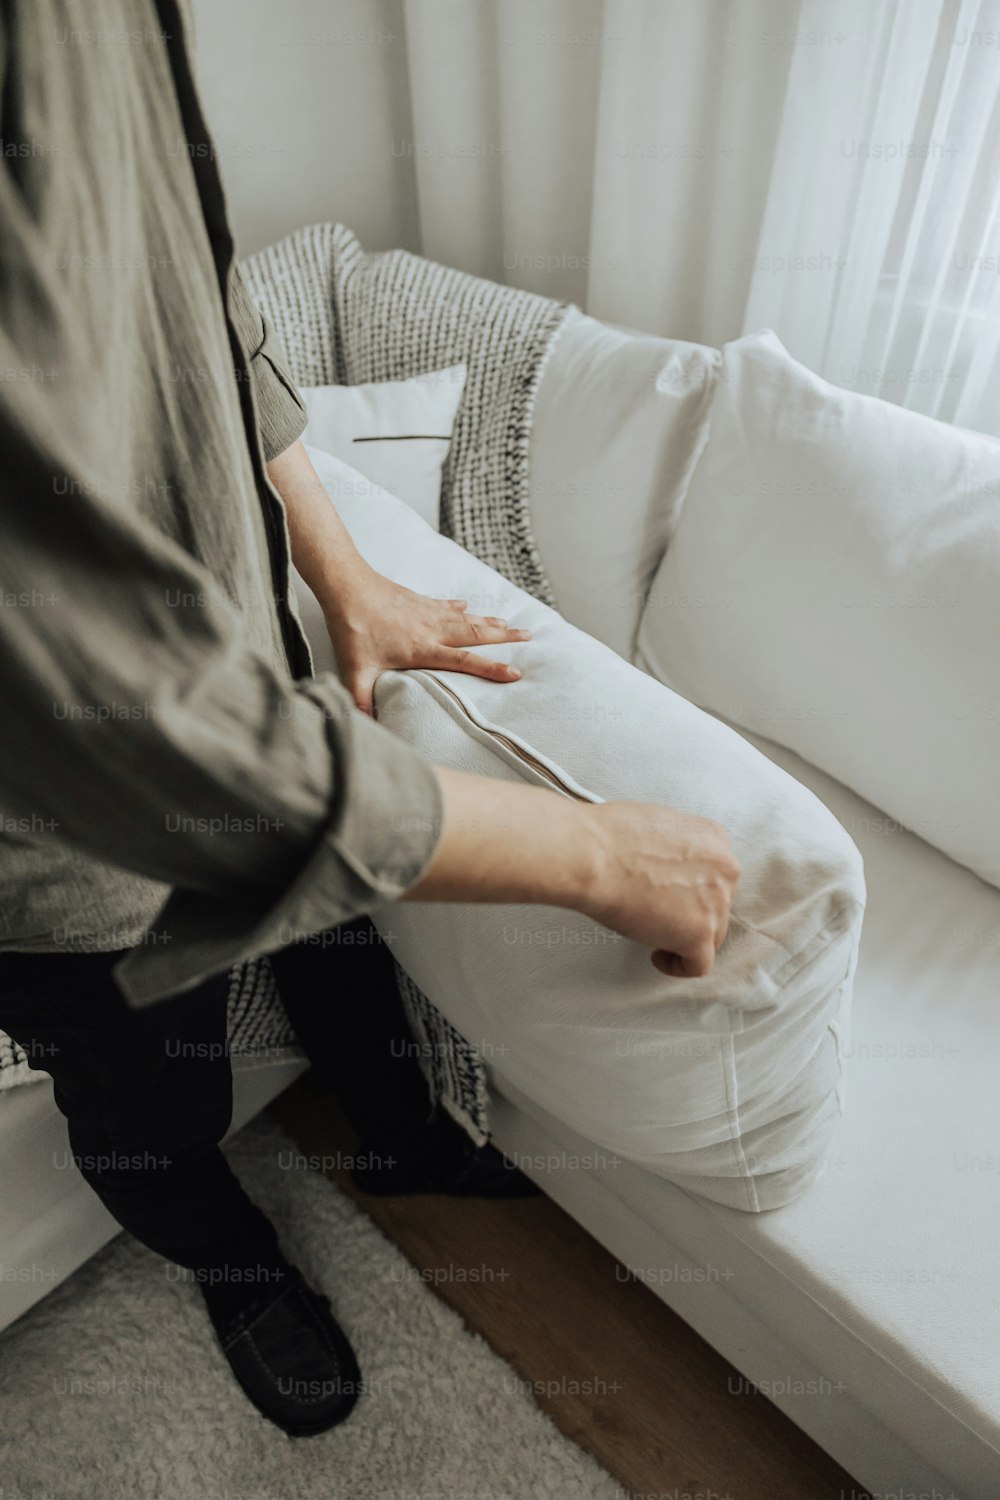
[
  {"left": 529, "top": 311, "right": 718, "bottom": 658},
  {"left": 305, "top": 445, "right": 866, "bottom": 1213},
  {"left": 636, "top": 329, "right": 1000, "bottom": 891},
  {"left": 300, "top": 365, "right": 467, "bottom": 529}
]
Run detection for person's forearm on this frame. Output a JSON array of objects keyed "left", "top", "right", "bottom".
[
  {"left": 404, "top": 768, "right": 603, "bottom": 911},
  {"left": 408, "top": 768, "right": 741, "bottom": 978},
  {"left": 268, "top": 446, "right": 739, "bottom": 975},
  {"left": 268, "top": 439, "right": 364, "bottom": 610},
  {"left": 268, "top": 439, "right": 530, "bottom": 714},
  {"left": 268, "top": 445, "right": 596, "bottom": 914}
]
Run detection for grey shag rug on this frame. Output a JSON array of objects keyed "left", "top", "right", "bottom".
[{"left": 0, "top": 1116, "right": 624, "bottom": 1500}]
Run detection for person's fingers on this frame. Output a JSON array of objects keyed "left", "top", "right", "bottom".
[
  {"left": 441, "top": 612, "right": 531, "bottom": 647},
  {"left": 680, "top": 942, "right": 716, "bottom": 977},
  {"left": 435, "top": 646, "right": 522, "bottom": 682},
  {"left": 705, "top": 885, "right": 732, "bottom": 953},
  {"left": 447, "top": 599, "right": 469, "bottom": 612},
  {"left": 652, "top": 938, "right": 716, "bottom": 979},
  {"left": 347, "top": 667, "right": 378, "bottom": 717},
  {"left": 719, "top": 869, "right": 739, "bottom": 946}
]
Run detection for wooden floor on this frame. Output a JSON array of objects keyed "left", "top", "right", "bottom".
[{"left": 271, "top": 1075, "right": 869, "bottom": 1500}]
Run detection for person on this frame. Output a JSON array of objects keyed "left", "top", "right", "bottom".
[{"left": 0, "top": 0, "right": 739, "bottom": 1439}]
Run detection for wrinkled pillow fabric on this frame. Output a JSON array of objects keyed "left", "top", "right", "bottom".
[{"left": 305, "top": 445, "right": 866, "bottom": 1212}]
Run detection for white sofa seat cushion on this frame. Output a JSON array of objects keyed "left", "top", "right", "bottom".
[
  {"left": 302, "top": 445, "right": 866, "bottom": 1212},
  {"left": 636, "top": 328, "right": 1000, "bottom": 891}
]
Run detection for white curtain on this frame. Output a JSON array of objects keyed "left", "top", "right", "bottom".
[
  {"left": 397, "top": 0, "right": 1000, "bottom": 434},
  {"left": 747, "top": 0, "right": 1000, "bottom": 431}
]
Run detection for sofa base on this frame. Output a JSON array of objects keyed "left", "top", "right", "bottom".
[{"left": 490, "top": 1080, "right": 991, "bottom": 1500}]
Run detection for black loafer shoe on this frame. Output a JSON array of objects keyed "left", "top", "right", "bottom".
[{"left": 212, "top": 1268, "right": 362, "bottom": 1436}]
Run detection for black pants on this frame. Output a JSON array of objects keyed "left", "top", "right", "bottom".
[{"left": 0, "top": 920, "right": 432, "bottom": 1275}]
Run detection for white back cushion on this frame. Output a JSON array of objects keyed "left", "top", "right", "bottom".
[
  {"left": 529, "top": 312, "right": 717, "bottom": 658},
  {"left": 300, "top": 365, "right": 466, "bottom": 528},
  {"left": 636, "top": 330, "right": 1000, "bottom": 891},
  {"left": 304, "top": 446, "right": 866, "bottom": 1213}
]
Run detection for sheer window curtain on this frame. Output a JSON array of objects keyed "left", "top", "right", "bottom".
[{"left": 397, "top": 0, "right": 1000, "bottom": 435}]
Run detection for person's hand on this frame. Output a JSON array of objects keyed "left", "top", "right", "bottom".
[
  {"left": 580, "top": 802, "right": 740, "bottom": 976},
  {"left": 408, "top": 770, "right": 740, "bottom": 979},
  {"left": 321, "top": 562, "right": 531, "bottom": 715}
]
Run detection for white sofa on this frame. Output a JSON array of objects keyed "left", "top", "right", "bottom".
[
  {"left": 517, "top": 312, "right": 1000, "bottom": 1499},
  {"left": 1, "top": 291, "right": 997, "bottom": 1500}
]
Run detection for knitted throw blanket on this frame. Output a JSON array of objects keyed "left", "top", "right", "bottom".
[{"left": 245, "top": 221, "right": 568, "bottom": 602}]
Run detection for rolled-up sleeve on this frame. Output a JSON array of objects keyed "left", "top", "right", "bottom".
[
  {"left": 228, "top": 264, "right": 308, "bottom": 463},
  {"left": 0, "top": 225, "right": 448, "bottom": 1004},
  {"left": 0, "top": 403, "right": 443, "bottom": 1003}
]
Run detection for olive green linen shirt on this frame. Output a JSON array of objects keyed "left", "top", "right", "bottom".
[{"left": 0, "top": 0, "right": 443, "bottom": 1003}]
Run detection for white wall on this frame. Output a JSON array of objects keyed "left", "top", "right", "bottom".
[{"left": 191, "top": 0, "right": 418, "bottom": 256}]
